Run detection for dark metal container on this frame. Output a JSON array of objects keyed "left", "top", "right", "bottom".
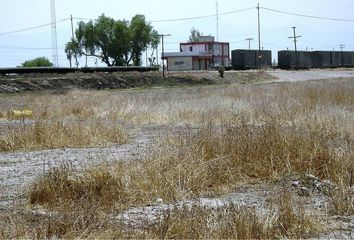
[
  {"left": 232, "top": 49, "right": 272, "bottom": 70},
  {"left": 312, "top": 51, "right": 332, "bottom": 68},
  {"left": 231, "top": 50, "right": 256, "bottom": 69},
  {"left": 278, "top": 50, "right": 312, "bottom": 69}
]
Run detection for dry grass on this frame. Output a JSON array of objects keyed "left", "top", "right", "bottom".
[
  {"left": 2, "top": 190, "right": 322, "bottom": 239},
  {"left": 328, "top": 179, "right": 354, "bottom": 216},
  {"left": 1, "top": 77, "right": 353, "bottom": 238},
  {"left": 141, "top": 191, "right": 321, "bottom": 239},
  {"left": 28, "top": 116, "right": 353, "bottom": 209},
  {"left": 0, "top": 120, "right": 127, "bottom": 152},
  {"left": 0, "top": 78, "right": 353, "bottom": 128}
]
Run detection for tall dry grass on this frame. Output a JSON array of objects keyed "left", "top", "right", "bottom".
[
  {"left": 142, "top": 191, "right": 321, "bottom": 239},
  {"left": 0, "top": 120, "right": 127, "bottom": 152},
  {"left": 2, "top": 190, "right": 322, "bottom": 239},
  {"left": 28, "top": 116, "right": 353, "bottom": 209},
  {"left": 0, "top": 79, "right": 353, "bottom": 130},
  {"left": 1, "top": 77, "right": 353, "bottom": 238}
]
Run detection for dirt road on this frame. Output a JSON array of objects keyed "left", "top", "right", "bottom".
[{"left": 268, "top": 69, "right": 354, "bottom": 82}]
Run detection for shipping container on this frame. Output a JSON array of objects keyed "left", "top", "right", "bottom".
[
  {"left": 278, "top": 51, "right": 293, "bottom": 69},
  {"left": 331, "top": 51, "right": 341, "bottom": 67},
  {"left": 298, "top": 51, "right": 312, "bottom": 68},
  {"left": 312, "top": 51, "right": 332, "bottom": 68},
  {"left": 231, "top": 50, "right": 256, "bottom": 69},
  {"left": 232, "top": 49, "right": 271, "bottom": 69},
  {"left": 343, "top": 51, "right": 352, "bottom": 67},
  {"left": 259, "top": 50, "right": 272, "bottom": 68},
  {"left": 278, "top": 51, "right": 312, "bottom": 69}
]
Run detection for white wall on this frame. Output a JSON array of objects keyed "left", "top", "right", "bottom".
[
  {"left": 167, "top": 56, "right": 193, "bottom": 71},
  {"left": 181, "top": 44, "right": 206, "bottom": 53}
]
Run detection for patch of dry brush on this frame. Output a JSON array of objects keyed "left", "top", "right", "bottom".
[
  {"left": 0, "top": 120, "right": 127, "bottom": 152},
  {"left": 1, "top": 77, "right": 353, "bottom": 238}
]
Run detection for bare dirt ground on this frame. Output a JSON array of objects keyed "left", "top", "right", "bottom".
[
  {"left": 0, "top": 124, "right": 166, "bottom": 206},
  {"left": 0, "top": 69, "right": 353, "bottom": 238},
  {"left": 268, "top": 68, "right": 354, "bottom": 82}
]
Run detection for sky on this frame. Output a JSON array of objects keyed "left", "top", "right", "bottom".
[{"left": 0, "top": 0, "right": 354, "bottom": 67}]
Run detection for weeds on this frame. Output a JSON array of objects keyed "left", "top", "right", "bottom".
[
  {"left": 1, "top": 77, "right": 353, "bottom": 238},
  {"left": 146, "top": 191, "right": 321, "bottom": 239},
  {"left": 29, "top": 116, "right": 353, "bottom": 209},
  {"left": 0, "top": 120, "right": 127, "bottom": 152},
  {"left": 7, "top": 189, "right": 322, "bottom": 239}
]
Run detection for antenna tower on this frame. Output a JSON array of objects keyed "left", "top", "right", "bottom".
[
  {"left": 216, "top": 1, "right": 219, "bottom": 41},
  {"left": 50, "top": 0, "right": 59, "bottom": 67}
]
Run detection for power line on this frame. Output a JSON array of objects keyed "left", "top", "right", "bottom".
[
  {"left": 151, "top": 7, "right": 254, "bottom": 23},
  {"left": 73, "top": 7, "right": 255, "bottom": 23},
  {"left": 0, "top": 45, "right": 65, "bottom": 50},
  {"left": 261, "top": 6, "right": 354, "bottom": 22},
  {"left": 0, "top": 18, "right": 70, "bottom": 36}
]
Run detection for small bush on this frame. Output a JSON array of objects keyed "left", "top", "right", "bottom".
[
  {"left": 218, "top": 66, "right": 225, "bottom": 78},
  {"left": 20, "top": 57, "right": 53, "bottom": 67}
]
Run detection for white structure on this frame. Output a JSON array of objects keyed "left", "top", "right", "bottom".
[
  {"left": 50, "top": 0, "right": 59, "bottom": 67},
  {"left": 163, "top": 36, "right": 230, "bottom": 71}
]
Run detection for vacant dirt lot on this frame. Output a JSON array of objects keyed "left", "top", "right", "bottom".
[{"left": 0, "top": 70, "right": 353, "bottom": 239}]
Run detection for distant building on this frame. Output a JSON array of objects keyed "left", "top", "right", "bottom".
[{"left": 162, "top": 36, "right": 230, "bottom": 71}]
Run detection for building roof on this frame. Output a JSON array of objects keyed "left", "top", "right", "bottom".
[{"left": 180, "top": 41, "right": 229, "bottom": 46}]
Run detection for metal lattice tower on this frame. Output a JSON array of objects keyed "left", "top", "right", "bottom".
[
  {"left": 50, "top": 0, "right": 59, "bottom": 67},
  {"left": 216, "top": 1, "right": 219, "bottom": 42}
]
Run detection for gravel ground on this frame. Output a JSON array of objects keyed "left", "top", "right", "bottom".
[
  {"left": 0, "top": 125, "right": 163, "bottom": 207},
  {"left": 268, "top": 69, "right": 354, "bottom": 82}
]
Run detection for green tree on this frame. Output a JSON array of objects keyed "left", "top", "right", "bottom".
[
  {"left": 64, "top": 38, "right": 79, "bottom": 67},
  {"left": 20, "top": 57, "right": 53, "bottom": 67},
  {"left": 189, "top": 27, "right": 202, "bottom": 42},
  {"left": 66, "top": 14, "right": 159, "bottom": 67}
]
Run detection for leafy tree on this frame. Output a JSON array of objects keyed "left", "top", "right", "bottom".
[
  {"left": 20, "top": 57, "right": 53, "bottom": 67},
  {"left": 66, "top": 14, "right": 160, "bottom": 66},
  {"left": 65, "top": 38, "right": 79, "bottom": 67},
  {"left": 189, "top": 27, "right": 202, "bottom": 42}
]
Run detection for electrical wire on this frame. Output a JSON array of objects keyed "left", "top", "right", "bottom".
[
  {"left": 261, "top": 7, "right": 354, "bottom": 22},
  {"left": 0, "top": 45, "right": 64, "bottom": 50},
  {"left": 0, "top": 18, "right": 70, "bottom": 36},
  {"left": 150, "top": 7, "right": 254, "bottom": 23},
  {"left": 73, "top": 7, "right": 255, "bottom": 23}
]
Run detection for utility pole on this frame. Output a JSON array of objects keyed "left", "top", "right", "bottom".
[
  {"left": 159, "top": 34, "right": 171, "bottom": 78},
  {"left": 340, "top": 44, "right": 345, "bottom": 66},
  {"left": 70, "top": 15, "right": 79, "bottom": 68},
  {"left": 288, "top": 27, "right": 302, "bottom": 70},
  {"left": 257, "top": 3, "right": 262, "bottom": 69},
  {"left": 245, "top": 38, "right": 254, "bottom": 50},
  {"left": 156, "top": 46, "right": 159, "bottom": 66}
]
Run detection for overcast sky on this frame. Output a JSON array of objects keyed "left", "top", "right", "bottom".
[{"left": 0, "top": 0, "right": 353, "bottom": 67}]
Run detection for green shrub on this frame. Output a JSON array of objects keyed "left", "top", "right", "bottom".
[{"left": 20, "top": 57, "right": 53, "bottom": 67}]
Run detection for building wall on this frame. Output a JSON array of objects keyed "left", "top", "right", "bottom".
[
  {"left": 181, "top": 44, "right": 206, "bottom": 53},
  {"left": 179, "top": 42, "right": 230, "bottom": 68},
  {"left": 167, "top": 56, "right": 193, "bottom": 71},
  {"left": 192, "top": 59, "right": 208, "bottom": 70}
]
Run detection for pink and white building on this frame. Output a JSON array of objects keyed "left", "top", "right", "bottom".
[{"left": 163, "top": 36, "right": 230, "bottom": 71}]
